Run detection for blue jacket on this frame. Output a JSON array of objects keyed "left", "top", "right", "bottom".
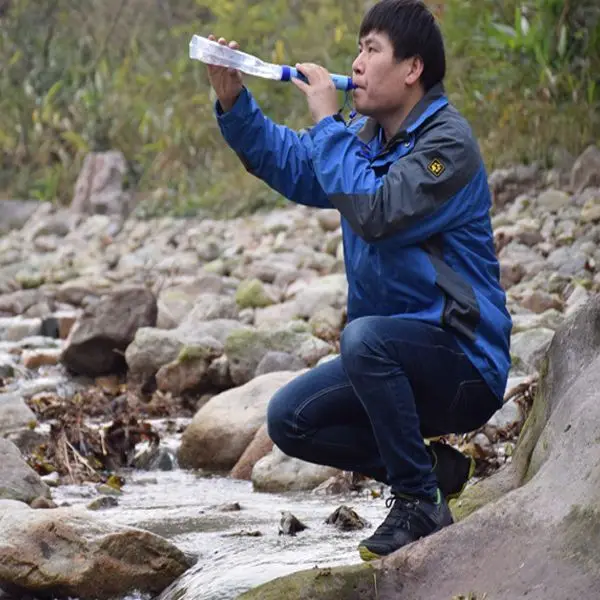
[{"left": 216, "top": 84, "right": 512, "bottom": 401}]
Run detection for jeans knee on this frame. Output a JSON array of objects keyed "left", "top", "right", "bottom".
[
  {"left": 266, "top": 388, "right": 298, "bottom": 455},
  {"left": 340, "top": 316, "right": 379, "bottom": 372}
]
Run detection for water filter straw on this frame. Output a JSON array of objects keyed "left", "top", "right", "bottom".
[{"left": 189, "top": 34, "right": 355, "bottom": 91}]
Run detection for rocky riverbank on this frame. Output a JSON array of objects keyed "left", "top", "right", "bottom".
[{"left": 1, "top": 144, "right": 599, "bottom": 599}]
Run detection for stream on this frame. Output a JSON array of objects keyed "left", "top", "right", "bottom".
[{"left": 51, "top": 424, "right": 389, "bottom": 600}]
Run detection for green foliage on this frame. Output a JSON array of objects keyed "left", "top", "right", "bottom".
[{"left": 0, "top": 0, "right": 598, "bottom": 215}]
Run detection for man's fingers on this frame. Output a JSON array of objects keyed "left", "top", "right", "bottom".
[
  {"left": 291, "top": 77, "right": 309, "bottom": 94},
  {"left": 229, "top": 40, "right": 239, "bottom": 49}
]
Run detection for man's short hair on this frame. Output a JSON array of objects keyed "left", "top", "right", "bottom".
[{"left": 359, "top": 0, "right": 446, "bottom": 91}]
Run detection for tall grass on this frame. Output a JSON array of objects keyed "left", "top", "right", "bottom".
[{"left": 0, "top": 0, "right": 598, "bottom": 216}]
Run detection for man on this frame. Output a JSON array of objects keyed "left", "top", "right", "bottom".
[{"left": 207, "top": 0, "right": 511, "bottom": 561}]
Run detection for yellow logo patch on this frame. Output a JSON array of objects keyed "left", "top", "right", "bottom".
[{"left": 428, "top": 158, "right": 445, "bottom": 177}]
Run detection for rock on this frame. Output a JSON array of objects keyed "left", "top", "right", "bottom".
[
  {"left": 157, "top": 277, "right": 226, "bottom": 329},
  {"left": 0, "top": 393, "right": 37, "bottom": 435},
  {"left": 180, "top": 293, "right": 238, "bottom": 323},
  {"left": 545, "top": 247, "right": 588, "bottom": 276},
  {"left": 41, "top": 472, "right": 60, "bottom": 487},
  {"left": 579, "top": 188, "right": 600, "bottom": 223},
  {"left": 520, "top": 290, "right": 563, "bottom": 314},
  {"left": 71, "top": 151, "right": 133, "bottom": 217},
  {"left": 0, "top": 500, "right": 190, "bottom": 599},
  {"left": 22, "top": 348, "right": 62, "bottom": 369},
  {"left": 290, "top": 274, "right": 347, "bottom": 318},
  {"left": 571, "top": 145, "right": 600, "bottom": 192},
  {"left": 254, "top": 300, "right": 301, "bottom": 328},
  {"left": 278, "top": 511, "right": 308, "bottom": 536},
  {"left": 0, "top": 200, "right": 40, "bottom": 235},
  {"left": 566, "top": 284, "right": 590, "bottom": 316},
  {"left": 125, "top": 327, "right": 183, "bottom": 380},
  {"left": 316, "top": 210, "right": 341, "bottom": 232},
  {"left": 230, "top": 423, "right": 273, "bottom": 480},
  {"left": 251, "top": 446, "right": 339, "bottom": 492},
  {"left": 254, "top": 351, "right": 305, "bottom": 377},
  {"left": 87, "top": 496, "right": 119, "bottom": 510},
  {"left": 235, "top": 278, "right": 277, "bottom": 309},
  {"left": 488, "top": 164, "right": 541, "bottom": 208},
  {"left": 325, "top": 506, "right": 370, "bottom": 531},
  {"left": 217, "top": 502, "right": 242, "bottom": 512},
  {"left": 61, "top": 286, "right": 157, "bottom": 376},
  {"left": 536, "top": 188, "right": 571, "bottom": 211},
  {"left": 511, "top": 308, "right": 564, "bottom": 333},
  {"left": 30, "top": 496, "right": 57, "bottom": 509},
  {"left": 225, "top": 324, "right": 330, "bottom": 385},
  {"left": 177, "top": 371, "right": 302, "bottom": 471},
  {"left": 0, "top": 290, "right": 51, "bottom": 315},
  {"left": 510, "top": 328, "right": 555, "bottom": 374},
  {"left": 155, "top": 338, "right": 223, "bottom": 396},
  {"left": 132, "top": 446, "right": 177, "bottom": 471},
  {"left": 0, "top": 317, "right": 42, "bottom": 341},
  {"left": 0, "top": 439, "right": 49, "bottom": 503},
  {"left": 309, "top": 305, "right": 344, "bottom": 340},
  {"left": 500, "top": 260, "right": 525, "bottom": 288}
]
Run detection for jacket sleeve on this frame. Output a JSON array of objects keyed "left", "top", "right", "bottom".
[
  {"left": 216, "top": 88, "right": 332, "bottom": 209},
  {"left": 308, "top": 114, "right": 483, "bottom": 244}
]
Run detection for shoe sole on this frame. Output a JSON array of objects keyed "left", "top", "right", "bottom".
[{"left": 358, "top": 545, "right": 382, "bottom": 562}]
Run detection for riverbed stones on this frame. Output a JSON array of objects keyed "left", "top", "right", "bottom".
[{"left": 0, "top": 499, "right": 190, "bottom": 599}]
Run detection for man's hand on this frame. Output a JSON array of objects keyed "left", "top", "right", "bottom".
[
  {"left": 292, "top": 63, "right": 339, "bottom": 124},
  {"left": 206, "top": 35, "right": 243, "bottom": 112}
]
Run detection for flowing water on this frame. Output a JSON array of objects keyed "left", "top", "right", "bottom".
[{"left": 51, "top": 425, "right": 390, "bottom": 600}]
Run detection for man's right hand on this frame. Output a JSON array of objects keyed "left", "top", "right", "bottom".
[{"left": 207, "top": 35, "right": 243, "bottom": 112}]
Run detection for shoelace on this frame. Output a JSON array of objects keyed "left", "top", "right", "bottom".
[{"left": 377, "top": 493, "right": 420, "bottom": 533}]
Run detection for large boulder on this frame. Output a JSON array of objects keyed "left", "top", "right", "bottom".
[
  {"left": 238, "top": 294, "right": 600, "bottom": 599},
  {"left": 0, "top": 439, "right": 49, "bottom": 503},
  {"left": 0, "top": 500, "right": 190, "bottom": 600},
  {"left": 178, "top": 371, "right": 303, "bottom": 471},
  {"left": 61, "top": 286, "right": 157, "bottom": 376}
]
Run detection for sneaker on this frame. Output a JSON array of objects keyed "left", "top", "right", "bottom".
[
  {"left": 358, "top": 489, "right": 453, "bottom": 561},
  {"left": 427, "top": 440, "right": 475, "bottom": 500}
]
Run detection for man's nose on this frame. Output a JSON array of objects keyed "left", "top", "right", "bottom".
[{"left": 352, "top": 54, "right": 364, "bottom": 75}]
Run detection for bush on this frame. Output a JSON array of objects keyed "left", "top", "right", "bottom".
[{"left": 0, "top": 0, "right": 598, "bottom": 216}]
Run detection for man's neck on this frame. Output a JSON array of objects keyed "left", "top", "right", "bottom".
[{"left": 378, "top": 86, "right": 426, "bottom": 143}]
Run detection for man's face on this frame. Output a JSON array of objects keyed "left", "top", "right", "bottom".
[{"left": 351, "top": 30, "right": 415, "bottom": 118}]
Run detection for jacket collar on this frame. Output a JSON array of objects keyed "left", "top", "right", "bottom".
[{"left": 357, "top": 82, "right": 448, "bottom": 146}]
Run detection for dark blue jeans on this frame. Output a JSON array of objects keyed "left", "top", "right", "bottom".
[{"left": 267, "top": 317, "right": 501, "bottom": 500}]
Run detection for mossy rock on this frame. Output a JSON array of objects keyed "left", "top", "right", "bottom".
[
  {"left": 237, "top": 563, "right": 376, "bottom": 600},
  {"left": 235, "top": 279, "right": 275, "bottom": 309}
]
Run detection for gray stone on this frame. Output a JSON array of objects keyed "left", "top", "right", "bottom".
[{"left": 0, "top": 439, "right": 49, "bottom": 503}]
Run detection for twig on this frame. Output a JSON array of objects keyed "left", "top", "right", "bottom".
[{"left": 65, "top": 438, "right": 99, "bottom": 477}]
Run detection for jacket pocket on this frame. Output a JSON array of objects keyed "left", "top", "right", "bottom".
[{"left": 421, "top": 240, "right": 480, "bottom": 341}]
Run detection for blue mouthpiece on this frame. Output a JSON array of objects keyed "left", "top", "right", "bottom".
[{"left": 281, "top": 66, "right": 355, "bottom": 91}]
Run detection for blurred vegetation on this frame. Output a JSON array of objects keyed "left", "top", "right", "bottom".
[{"left": 0, "top": 0, "right": 599, "bottom": 217}]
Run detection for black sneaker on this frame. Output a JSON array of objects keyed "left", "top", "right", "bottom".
[
  {"left": 427, "top": 440, "right": 475, "bottom": 500},
  {"left": 358, "top": 489, "right": 453, "bottom": 561}
]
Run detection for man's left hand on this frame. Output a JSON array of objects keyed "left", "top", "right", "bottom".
[{"left": 292, "top": 63, "right": 339, "bottom": 124}]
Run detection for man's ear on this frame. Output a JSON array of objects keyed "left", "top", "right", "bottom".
[{"left": 405, "top": 56, "right": 424, "bottom": 86}]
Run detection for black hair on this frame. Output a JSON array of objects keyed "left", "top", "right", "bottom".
[{"left": 359, "top": 0, "right": 446, "bottom": 90}]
